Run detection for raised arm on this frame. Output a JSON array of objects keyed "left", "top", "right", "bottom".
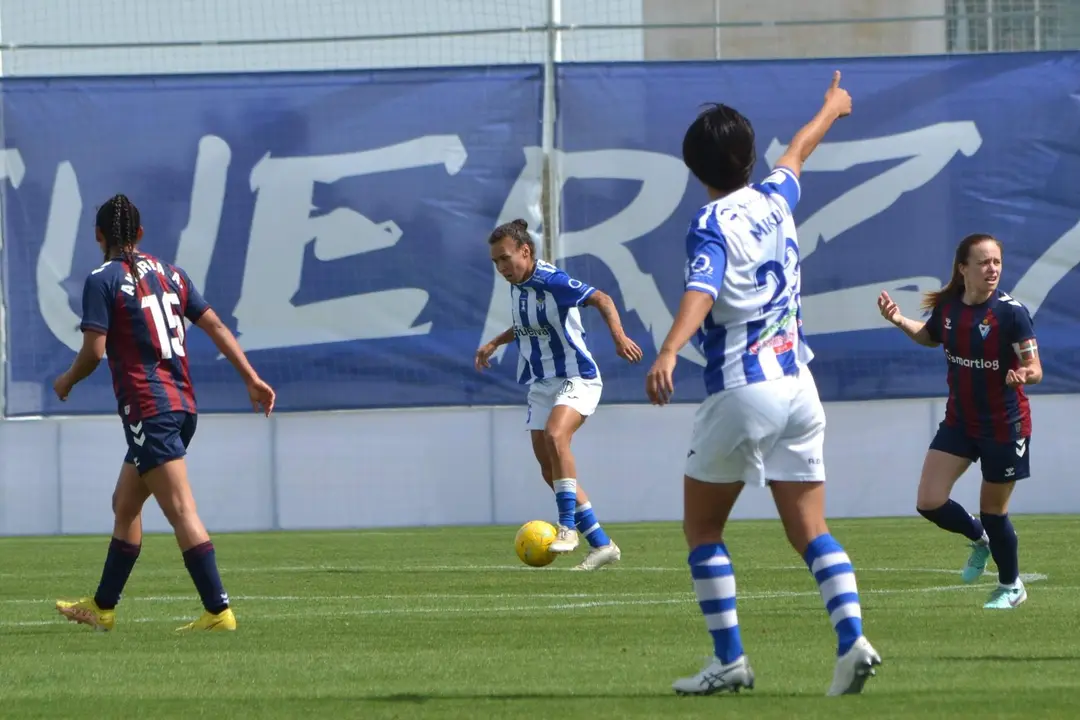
[
  {"left": 877, "top": 291, "right": 939, "bottom": 348},
  {"left": 774, "top": 71, "right": 853, "bottom": 178}
]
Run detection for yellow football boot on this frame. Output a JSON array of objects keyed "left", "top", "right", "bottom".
[
  {"left": 56, "top": 597, "right": 116, "bottom": 632},
  {"left": 176, "top": 607, "right": 237, "bottom": 632}
]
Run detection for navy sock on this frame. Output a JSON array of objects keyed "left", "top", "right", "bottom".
[
  {"left": 980, "top": 512, "right": 1019, "bottom": 585},
  {"left": 918, "top": 499, "right": 986, "bottom": 542},
  {"left": 93, "top": 537, "right": 141, "bottom": 610},
  {"left": 182, "top": 541, "right": 230, "bottom": 614}
]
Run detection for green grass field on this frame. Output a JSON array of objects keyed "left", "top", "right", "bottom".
[{"left": 1, "top": 515, "right": 1078, "bottom": 718}]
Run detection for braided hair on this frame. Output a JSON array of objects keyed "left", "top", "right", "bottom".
[{"left": 95, "top": 194, "right": 142, "bottom": 290}]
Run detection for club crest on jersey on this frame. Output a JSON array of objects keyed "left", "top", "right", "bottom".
[{"left": 978, "top": 319, "right": 991, "bottom": 339}]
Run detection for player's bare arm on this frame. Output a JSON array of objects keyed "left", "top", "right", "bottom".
[
  {"left": 877, "top": 290, "right": 938, "bottom": 347},
  {"left": 53, "top": 330, "right": 107, "bottom": 400},
  {"left": 584, "top": 290, "right": 643, "bottom": 363},
  {"left": 1007, "top": 338, "right": 1043, "bottom": 388},
  {"left": 775, "top": 71, "right": 853, "bottom": 178},
  {"left": 646, "top": 290, "right": 714, "bottom": 405},
  {"left": 195, "top": 308, "right": 276, "bottom": 415},
  {"left": 475, "top": 326, "right": 516, "bottom": 370}
]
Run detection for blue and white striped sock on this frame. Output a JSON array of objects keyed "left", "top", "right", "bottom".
[
  {"left": 688, "top": 543, "right": 744, "bottom": 664},
  {"left": 804, "top": 534, "right": 863, "bottom": 656},
  {"left": 552, "top": 478, "right": 577, "bottom": 528},
  {"left": 574, "top": 502, "right": 611, "bottom": 548}
]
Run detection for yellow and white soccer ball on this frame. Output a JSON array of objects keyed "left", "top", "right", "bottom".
[{"left": 514, "top": 520, "right": 558, "bottom": 567}]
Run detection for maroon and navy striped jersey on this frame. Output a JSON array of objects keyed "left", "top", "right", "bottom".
[
  {"left": 80, "top": 252, "right": 211, "bottom": 422},
  {"left": 925, "top": 289, "right": 1035, "bottom": 442}
]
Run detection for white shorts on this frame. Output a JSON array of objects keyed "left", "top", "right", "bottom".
[
  {"left": 684, "top": 369, "right": 826, "bottom": 487},
  {"left": 525, "top": 376, "right": 603, "bottom": 431}
]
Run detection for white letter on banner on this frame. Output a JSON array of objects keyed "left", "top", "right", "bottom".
[
  {"left": 234, "top": 135, "right": 467, "bottom": 352},
  {"left": 36, "top": 161, "right": 83, "bottom": 351}
]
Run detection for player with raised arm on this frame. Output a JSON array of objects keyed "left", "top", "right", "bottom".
[
  {"left": 646, "top": 72, "right": 881, "bottom": 696},
  {"left": 477, "top": 219, "right": 642, "bottom": 570},
  {"left": 53, "top": 194, "right": 276, "bottom": 632},
  {"left": 877, "top": 233, "right": 1040, "bottom": 609}
]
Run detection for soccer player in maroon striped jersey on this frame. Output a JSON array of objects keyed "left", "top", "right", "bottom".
[
  {"left": 53, "top": 194, "right": 276, "bottom": 632},
  {"left": 878, "top": 233, "right": 1041, "bottom": 610}
]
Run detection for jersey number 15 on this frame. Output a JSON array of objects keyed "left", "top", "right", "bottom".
[{"left": 142, "top": 292, "right": 186, "bottom": 359}]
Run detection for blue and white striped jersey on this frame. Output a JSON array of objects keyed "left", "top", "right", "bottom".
[
  {"left": 510, "top": 259, "right": 600, "bottom": 384},
  {"left": 684, "top": 166, "right": 813, "bottom": 396}
]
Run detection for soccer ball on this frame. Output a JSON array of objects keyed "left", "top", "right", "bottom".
[{"left": 514, "top": 520, "right": 558, "bottom": 567}]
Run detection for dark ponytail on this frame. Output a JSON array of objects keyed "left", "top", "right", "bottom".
[{"left": 96, "top": 194, "right": 142, "bottom": 292}]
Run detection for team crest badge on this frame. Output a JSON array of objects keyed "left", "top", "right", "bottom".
[{"left": 978, "top": 319, "right": 991, "bottom": 339}]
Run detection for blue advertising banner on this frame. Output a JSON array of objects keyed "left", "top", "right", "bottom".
[
  {"left": 3, "top": 53, "right": 1080, "bottom": 417},
  {"left": 555, "top": 53, "right": 1080, "bottom": 404},
  {"left": 0, "top": 66, "right": 543, "bottom": 415}
]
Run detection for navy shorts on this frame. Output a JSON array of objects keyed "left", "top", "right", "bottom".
[
  {"left": 929, "top": 422, "right": 1030, "bottom": 483},
  {"left": 122, "top": 411, "right": 197, "bottom": 476}
]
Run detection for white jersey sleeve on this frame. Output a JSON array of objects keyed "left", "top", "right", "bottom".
[
  {"left": 754, "top": 166, "right": 800, "bottom": 215},
  {"left": 684, "top": 207, "right": 728, "bottom": 299}
]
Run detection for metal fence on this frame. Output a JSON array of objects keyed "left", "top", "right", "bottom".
[{"left": 0, "top": 1, "right": 1077, "bottom": 78}]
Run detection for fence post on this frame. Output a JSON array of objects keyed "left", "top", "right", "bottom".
[{"left": 541, "top": 0, "right": 561, "bottom": 265}]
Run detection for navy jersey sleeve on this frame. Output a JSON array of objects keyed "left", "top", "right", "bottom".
[
  {"left": 1004, "top": 297, "right": 1036, "bottom": 345},
  {"left": 545, "top": 270, "right": 596, "bottom": 308},
  {"left": 684, "top": 208, "right": 727, "bottom": 300},
  {"left": 80, "top": 268, "right": 113, "bottom": 334},
  {"left": 925, "top": 302, "right": 944, "bottom": 344},
  {"left": 755, "top": 166, "right": 801, "bottom": 214},
  {"left": 176, "top": 267, "right": 211, "bottom": 323}
]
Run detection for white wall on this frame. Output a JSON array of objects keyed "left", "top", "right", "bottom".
[
  {"left": 642, "top": 0, "right": 946, "bottom": 61},
  {"left": 1, "top": 393, "right": 1076, "bottom": 537}
]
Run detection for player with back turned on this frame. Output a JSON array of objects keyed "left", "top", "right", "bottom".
[
  {"left": 878, "top": 232, "right": 1041, "bottom": 609},
  {"left": 645, "top": 72, "right": 881, "bottom": 697},
  {"left": 53, "top": 193, "right": 276, "bottom": 632}
]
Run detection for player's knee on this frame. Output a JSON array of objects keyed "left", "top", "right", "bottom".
[
  {"left": 682, "top": 518, "right": 714, "bottom": 548},
  {"left": 781, "top": 518, "right": 827, "bottom": 556},
  {"left": 542, "top": 426, "right": 572, "bottom": 455},
  {"left": 157, "top": 495, "right": 198, "bottom": 528},
  {"left": 916, "top": 482, "right": 950, "bottom": 510}
]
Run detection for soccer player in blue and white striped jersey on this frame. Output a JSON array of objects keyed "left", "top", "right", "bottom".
[
  {"left": 646, "top": 72, "right": 882, "bottom": 697},
  {"left": 477, "top": 218, "right": 642, "bottom": 569}
]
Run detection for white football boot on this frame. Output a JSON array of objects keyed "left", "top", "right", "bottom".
[
  {"left": 572, "top": 542, "right": 621, "bottom": 571},
  {"left": 549, "top": 525, "right": 579, "bottom": 553},
  {"left": 672, "top": 655, "right": 755, "bottom": 696},
  {"left": 827, "top": 636, "right": 882, "bottom": 696}
]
